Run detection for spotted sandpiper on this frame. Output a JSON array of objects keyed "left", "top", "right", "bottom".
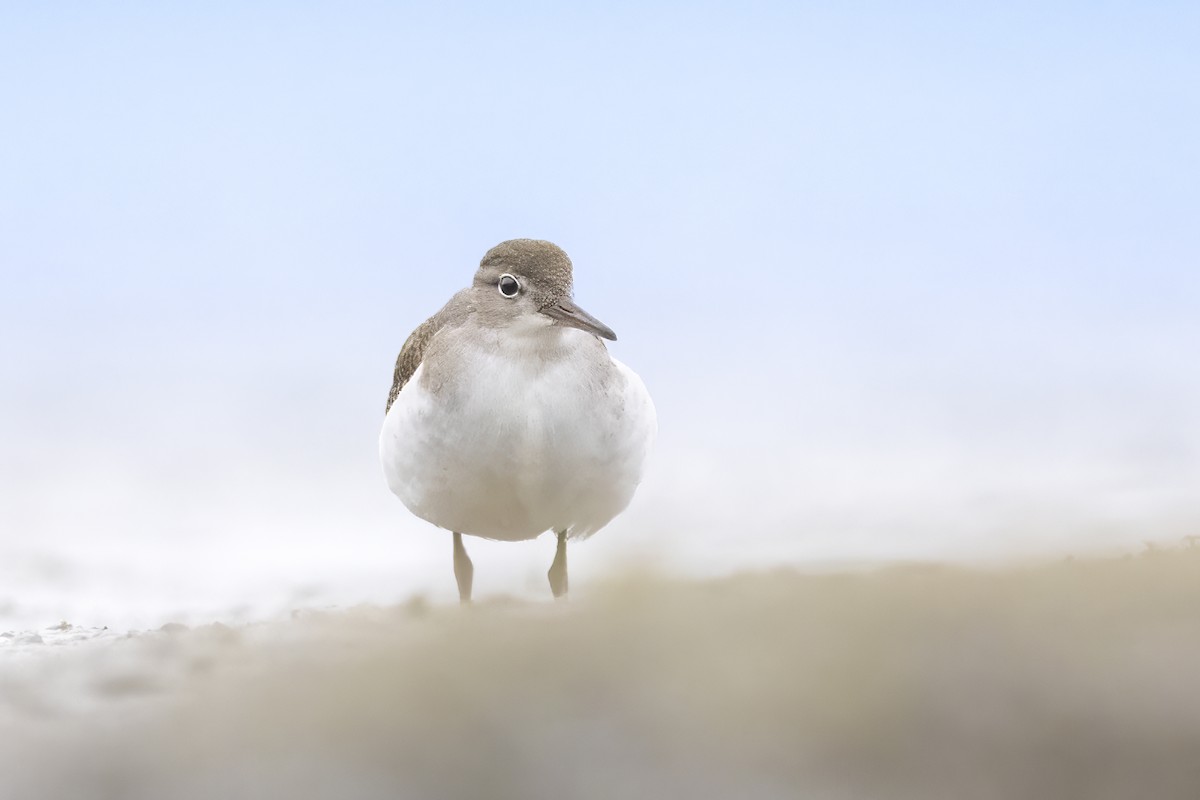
[{"left": 379, "top": 239, "right": 657, "bottom": 602}]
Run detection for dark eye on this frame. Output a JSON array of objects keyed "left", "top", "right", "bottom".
[{"left": 498, "top": 274, "right": 520, "bottom": 298}]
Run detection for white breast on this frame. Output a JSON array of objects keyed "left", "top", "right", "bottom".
[{"left": 379, "top": 327, "right": 656, "bottom": 541}]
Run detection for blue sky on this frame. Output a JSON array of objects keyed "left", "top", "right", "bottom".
[{"left": 2, "top": 2, "right": 1197, "bottom": 625}]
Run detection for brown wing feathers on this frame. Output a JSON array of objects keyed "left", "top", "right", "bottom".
[
  {"left": 385, "top": 292, "right": 473, "bottom": 414},
  {"left": 386, "top": 316, "right": 438, "bottom": 413}
]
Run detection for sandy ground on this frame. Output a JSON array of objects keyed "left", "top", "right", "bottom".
[{"left": 3, "top": 549, "right": 1200, "bottom": 800}]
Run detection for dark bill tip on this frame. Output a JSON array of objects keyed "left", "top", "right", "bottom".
[{"left": 540, "top": 298, "right": 617, "bottom": 341}]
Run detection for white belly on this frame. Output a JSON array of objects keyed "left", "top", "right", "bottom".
[{"left": 379, "top": 332, "right": 656, "bottom": 541}]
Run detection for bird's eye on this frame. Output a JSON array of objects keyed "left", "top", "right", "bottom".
[{"left": 498, "top": 274, "right": 520, "bottom": 298}]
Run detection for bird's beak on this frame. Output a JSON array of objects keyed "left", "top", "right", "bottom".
[{"left": 540, "top": 297, "right": 618, "bottom": 341}]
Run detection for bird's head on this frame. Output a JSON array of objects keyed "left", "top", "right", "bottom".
[{"left": 472, "top": 239, "right": 616, "bottom": 341}]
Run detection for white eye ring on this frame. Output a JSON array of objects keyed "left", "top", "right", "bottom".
[{"left": 498, "top": 274, "right": 520, "bottom": 298}]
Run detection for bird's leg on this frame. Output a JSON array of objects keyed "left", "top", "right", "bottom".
[
  {"left": 547, "top": 529, "right": 569, "bottom": 599},
  {"left": 453, "top": 531, "right": 473, "bottom": 604}
]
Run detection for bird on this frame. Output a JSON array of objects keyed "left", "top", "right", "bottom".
[{"left": 379, "top": 239, "right": 657, "bottom": 603}]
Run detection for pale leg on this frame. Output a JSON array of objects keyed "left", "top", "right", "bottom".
[
  {"left": 547, "top": 529, "right": 568, "bottom": 599},
  {"left": 453, "top": 531, "right": 474, "bottom": 604}
]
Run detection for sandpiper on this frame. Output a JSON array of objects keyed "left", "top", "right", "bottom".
[{"left": 379, "top": 239, "right": 656, "bottom": 602}]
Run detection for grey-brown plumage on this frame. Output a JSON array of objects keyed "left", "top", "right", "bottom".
[
  {"left": 385, "top": 239, "right": 577, "bottom": 414},
  {"left": 385, "top": 291, "right": 469, "bottom": 413},
  {"left": 477, "top": 238, "right": 573, "bottom": 308}
]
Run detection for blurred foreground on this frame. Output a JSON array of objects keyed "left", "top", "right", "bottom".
[{"left": 3, "top": 548, "right": 1200, "bottom": 799}]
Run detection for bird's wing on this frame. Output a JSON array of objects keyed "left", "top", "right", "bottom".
[{"left": 385, "top": 291, "right": 471, "bottom": 414}]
